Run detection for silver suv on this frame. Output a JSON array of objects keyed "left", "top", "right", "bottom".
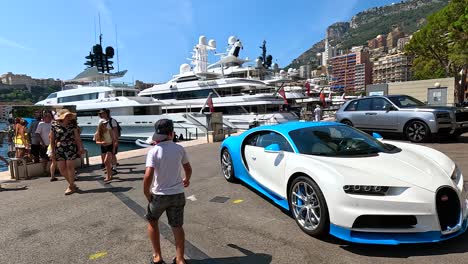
[{"left": 336, "top": 95, "right": 468, "bottom": 142}]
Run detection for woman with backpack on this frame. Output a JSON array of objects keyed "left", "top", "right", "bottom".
[
  {"left": 97, "top": 108, "right": 120, "bottom": 174},
  {"left": 94, "top": 120, "right": 115, "bottom": 182}
]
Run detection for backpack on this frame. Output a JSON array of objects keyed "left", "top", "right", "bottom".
[{"left": 109, "top": 118, "right": 122, "bottom": 138}]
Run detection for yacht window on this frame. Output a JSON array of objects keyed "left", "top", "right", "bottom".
[
  {"left": 47, "top": 93, "right": 57, "bottom": 99},
  {"left": 57, "top": 92, "right": 99, "bottom": 103},
  {"left": 115, "top": 91, "right": 123, "bottom": 96},
  {"left": 152, "top": 89, "right": 215, "bottom": 100},
  {"left": 124, "top": 91, "right": 136, "bottom": 96},
  {"left": 175, "top": 76, "right": 199, "bottom": 83}
]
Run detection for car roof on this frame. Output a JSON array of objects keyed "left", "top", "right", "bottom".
[{"left": 249, "top": 121, "right": 343, "bottom": 134}]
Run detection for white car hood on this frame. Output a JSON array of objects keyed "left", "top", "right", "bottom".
[{"left": 303, "top": 144, "right": 454, "bottom": 192}]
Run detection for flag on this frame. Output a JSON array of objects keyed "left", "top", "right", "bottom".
[
  {"left": 207, "top": 94, "right": 215, "bottom": 112},
  {"left": 320, "top": 91, "right": 327, "bottom": 107},
  {"left": 278, "top": 87, "right": 288, "bottom": 105},
  {"left": 305, "top": 82, "right": 311, "bottom": 97}
]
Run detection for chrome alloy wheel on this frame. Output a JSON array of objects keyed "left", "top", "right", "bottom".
[
  {"left": 291, "top": 181, "right": 321, "bottom": 231},
  {"left": 406, "top": 121, "right": 428, "bottom": 142},
  {"left": 221, "top": 150, "right": 233, "bottom": 180}
]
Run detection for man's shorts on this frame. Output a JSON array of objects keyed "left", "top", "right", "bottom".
[
  {"left": 100, "top": 144, "right": 113, "bottom": 154},
  {"left": 31, "top": 144, "right": 41, "bottom": 158},
  {"left": 39, "top": 145, "right": 49, "bottom": 160},
  {"left": 145, "top": 193, "right": 185, "bottom": 227}
]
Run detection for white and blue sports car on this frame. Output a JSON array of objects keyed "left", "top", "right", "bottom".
[{"left": 219, "top": 121, "right": 468, "bottom": 245}]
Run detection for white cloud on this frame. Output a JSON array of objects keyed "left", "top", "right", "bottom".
[{"left": 0, "top": 37, "right": 33, "bottom": 51}]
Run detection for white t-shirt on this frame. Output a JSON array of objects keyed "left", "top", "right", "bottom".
[
  {"left": 314, "top": 107, "right": 322, "bottom": 121},
  {"left": 146, "top": 141, "right": 189, "bottom": 195},
  {"left": 35, "top": 122, "right": 52, "bottom": 145}
]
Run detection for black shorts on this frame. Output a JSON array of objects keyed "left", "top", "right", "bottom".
[
  {"left": 31, "top": 144, "right": 41, "bottom": 158},
  {"left": 114, "top": 146, "right": 118, "bottom": 155},
  {"left": 39, "top": 146, "right": 49, "bottom": 160},
  {"left": 100, "top": 145, "right": 113, "bottom": 154},
  {"left": 145, "top": 193, "right": 185, "bottom": 227}
]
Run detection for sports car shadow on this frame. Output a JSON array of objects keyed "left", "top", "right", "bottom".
[
  {"left": 338, "top": 231, "right": 468, "bottom": 257},
  {"left": 189, "top": 244, "right": 272, "bottom": 264}
]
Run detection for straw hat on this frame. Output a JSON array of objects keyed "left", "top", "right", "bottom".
[{"left": 56, "top": 109, "right": 77, "bottom": 120}]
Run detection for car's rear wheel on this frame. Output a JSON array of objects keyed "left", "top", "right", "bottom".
[
  {"left": 289, "top": 176, "right": 329, "bottom": 237},
  {"left": 221, "top": 149, "right": 237, "bottom": 182},
  {"left": 341, "top": 120, "right": 353, "bottom": 127},
  {"left": 405, "top": 120, "right": 431, "bottom": 143}
]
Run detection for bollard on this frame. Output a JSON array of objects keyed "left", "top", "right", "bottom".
[{"left": 9, "top": 158, "right": 28, "bottom": 180}]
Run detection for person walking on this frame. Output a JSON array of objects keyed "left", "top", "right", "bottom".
[
  {"left": 50, "top": 109, "right": 84, "bottom": 195},
  {"left": 94, "top": 120, "right": 115, "bottom": 182},
  {"left": 314, "top": 104, "right": 322, "bottom": 122},
  {"left": 143, "top": 119, "right": 192, "bottom": 264},
  {"left": 36, "top": 111, "right": 53, "bottom": 179},
  {"left": 98, "top": 109, "right": 120, "bottom": 174},
  {"left": 29, "top": 112, "right": 42, "bottom": 164}
]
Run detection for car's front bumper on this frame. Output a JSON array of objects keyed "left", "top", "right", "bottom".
[{"left": 329, "top": 218, "right": 468, "bottom": 245}]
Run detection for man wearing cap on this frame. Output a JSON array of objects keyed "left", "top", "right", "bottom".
[
  {"left": 143, "top": 119, "right": 192, "bottom": 264},
  {"left": 98, "top": 109, "right": 119, "bottom": 174}
]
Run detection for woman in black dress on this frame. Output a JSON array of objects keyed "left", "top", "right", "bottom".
[{"left": 50, "top": 109, "right": 84, "bottom": 195}]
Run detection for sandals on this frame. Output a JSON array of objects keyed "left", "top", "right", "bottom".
[
  {"left": 150, "top": 256, "right": 165, "bottom": 264},
  {"left": 172, "top": 257, "right": 187, "bottom": 264},
  {"left": 64, "top": 185, "right": 78, "bottom": 195}
]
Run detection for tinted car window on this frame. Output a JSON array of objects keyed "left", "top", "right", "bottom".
[
  {"left": 345, "top": 101, "right": 359, "bottom": 111},
  {"left": 371, "top": 98, "right": 391, "bottom": 111},
  {"left": 356, "top": 99, "right": 372, "bottom": 111},
  {"left": 289, "top": 125, "right": 401, "bottom": 156},
  {"left": 257, "top": 132, "right": 293, "bottom": 152},
  {"left": 244, "top": 133, "right": 260, "bottom": 146},
  {"left": 388, "top": 95, "right": 425, "bottom": 108}
]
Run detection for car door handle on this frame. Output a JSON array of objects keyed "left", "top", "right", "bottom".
[
  {"left": 365, "top": 113, "right": 377, "bottom": 115},
  {"left": 251, "top": 156, "right": 256, "bottom": 161}
]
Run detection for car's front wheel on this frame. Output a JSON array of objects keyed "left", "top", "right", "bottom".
[
  {"left": 288, "top": 176, "right": 329, "bottom": 237},
  {"left": 405, "top": 120, "right": 431, "bottom": 143},
  {"left": 340, "top": 119, "right": 353, "bottom": 127},
  {"left": 220, "top": 149, "right": 237, "bottom": 182}
]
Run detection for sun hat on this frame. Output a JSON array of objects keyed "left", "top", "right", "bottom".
[
  {"left": 152, "top": 119, "right": 174, "bottom": 142},
  {"left": 56, "top": 109, "right": 77, "bottom": 120}
]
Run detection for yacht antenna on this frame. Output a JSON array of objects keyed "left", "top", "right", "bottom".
[
  {"left": 98, "top": 13, "right": 102, "bottom": 46},
  {"left": 94, "top": 17, "right": 97, "bottom": 44},
  {"left": 115, "top": 24, "right": 120, "bottom": 72}
]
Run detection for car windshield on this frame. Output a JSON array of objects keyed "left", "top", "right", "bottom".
[
  {"left": 289, "top": 125, "right": 400, "bottom": 156},
  {"left": 388, "top": 95, "right": 425, "bottom": 108}
]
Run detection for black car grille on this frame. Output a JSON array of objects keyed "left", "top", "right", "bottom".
[
  {"left": 352, "top": 215, "right": 417, "bottom": 229},
  {"left": 455, "top": 112, "right": 468, "bottom": 122},
  {"left": 436, "top": 187, "right": 460, "bottom": 232},
  {"left": 436, "top": 112, "right": 451, "bottom": 119}
]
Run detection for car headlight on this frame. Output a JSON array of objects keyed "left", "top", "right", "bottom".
[
  {"left": 451, "top": 165, "right": 462, "bottom": 184},
  {"left": 343, "top": 185, "right": 389, "bottom": 195}
]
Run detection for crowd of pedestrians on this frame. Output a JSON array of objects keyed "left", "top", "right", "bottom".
[{"left": 11, "top": 109, "right": 192, "bottom": 263}]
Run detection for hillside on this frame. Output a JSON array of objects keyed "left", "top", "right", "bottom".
[{"left": 286, "top": 0, "right": 449, "bottom": 70}]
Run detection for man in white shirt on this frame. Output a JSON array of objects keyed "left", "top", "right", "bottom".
[
  {"left": 35, "top": 111, "right": 53, "bottom": 179},
  {"left": 144, "top": 119, "right": 192, "bottom": 264}
]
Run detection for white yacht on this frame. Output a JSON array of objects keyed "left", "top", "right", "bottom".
[
  {"left": 35, "top": 69, "right": 210, "bottom": 142},
  {"left": 138, "top": 36, "right": 299, "bottom": 129}
]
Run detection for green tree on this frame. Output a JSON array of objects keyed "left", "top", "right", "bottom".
[{"left": 405, "top": 0, "right": 468, "bottom": 104}]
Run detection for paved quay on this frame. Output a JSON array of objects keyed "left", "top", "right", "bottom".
[{"left": 1, "top": 135, "right": 468, "bottom": 264}]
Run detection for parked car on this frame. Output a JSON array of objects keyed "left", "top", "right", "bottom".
[
  {"left": 220, "top": 122, "right": 468, "bottom": 244},
  {"left": 335, "top": 95, "right": 468, "bottom": 142}
]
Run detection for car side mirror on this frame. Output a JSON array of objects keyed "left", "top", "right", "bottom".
[
  {"left": 385, "top": 104, "right": 392, "bottom": 112},
  {"left": 264, "top": 143, "right": 281, "bottom": 153},
  {"left": 372, "top": 132, "right": 384, "bottom": 141}
]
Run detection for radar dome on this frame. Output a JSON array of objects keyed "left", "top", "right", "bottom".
[
  {"left": 179, "top": 63, "right": 191, "bottom": 74},
  {"left": 288, "top": 68, "right": 294, "bottom": 73},
  {"left": 208, "top": 39, "right": 216, "bottom": 48},
  {"left": 280, "top": 70, "right": 286, "bottom": 77},
  {"left": 228, "top": 36, "right": 237, "bottom": 45},
  {"left": 199, "top": 36, "right": 207, "bottom": 45},
  {"left": 255, "top": 58, "right": 263, "bottom": 68},
  {"left": 272, "top": 63, "right": 279, "bottom": 71}
]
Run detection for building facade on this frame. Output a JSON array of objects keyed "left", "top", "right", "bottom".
[
  {"left": 0, "top": 72, "right": 35, "bottom": 89},
  {"left": 329, "top": 51, "right": 372, "bottom": 92},
  {"left": 373, "top": 53, "right": 412, "bottom": 84}
]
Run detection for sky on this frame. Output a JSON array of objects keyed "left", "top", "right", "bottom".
[{"left": 0, "top": 0, "right": 397, "bottom": 83}]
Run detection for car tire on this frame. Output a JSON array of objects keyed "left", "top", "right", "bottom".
[
  {"left": 404, "top": 120, "right": 431, "bottom": 143},
  {"left": 220, "top": 149, "right": 237, "bottom": 182},
  {"left": 341, "top": 120, "right": 353, "bottom": 127},
  {"left": 288, "top": 176, "right": 329, "bottom": 237}
]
